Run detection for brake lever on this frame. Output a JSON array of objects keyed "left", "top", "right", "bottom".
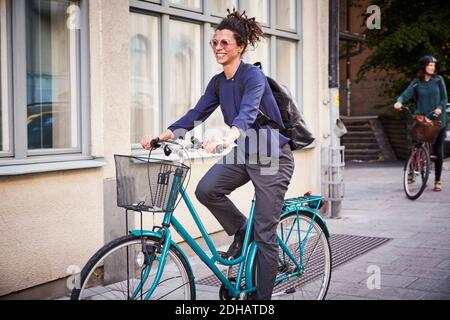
[{"left": 163, "top": 144, "right": 172, "bottom": 156}]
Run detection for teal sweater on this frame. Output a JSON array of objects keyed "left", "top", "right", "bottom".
[{"left": 397, "top": 75, "right": 448, "bottom": 128}]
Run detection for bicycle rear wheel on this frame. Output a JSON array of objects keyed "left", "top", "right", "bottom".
[
  {"left": 71, "top": 235, "right": 195, "bottom": 300},
  {"left": 249, "top": 210, "right": 332, "bottom": 300},
  {"left": 404, "top": 145, "right": 430, "bottom": 200}
]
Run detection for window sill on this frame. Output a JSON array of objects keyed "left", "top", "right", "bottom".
[{"left": 0, "top": 158, "right": 108, "bottom": 176}]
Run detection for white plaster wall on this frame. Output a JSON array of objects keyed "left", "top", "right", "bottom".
[{"left": 0, "top": 170, "right": 103, "bottom": 296}]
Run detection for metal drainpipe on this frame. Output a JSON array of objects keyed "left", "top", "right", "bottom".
[
  {"left": 329, "top": 0, "right": 343, "bottom": 218},
  {"left": 346, "top": 0, "right": 352, "bottom": 117}
]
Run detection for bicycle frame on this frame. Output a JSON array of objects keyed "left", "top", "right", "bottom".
[{"left": 126, "top": 165, "right": 327, "bottom": 300}]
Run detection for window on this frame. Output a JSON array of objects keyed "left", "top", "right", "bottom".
[
  {"left": 276, "top": 38, "right": 297, "bottom": 98},
  {"left": 239, "top": 0, "right": 269, "bottom": 26},
  {"left": 167, "top": 20, "right": 202, "bottom": 129},
  {"left": 211, "top": 0, "right": 237, "bottom": 17},
  {"left": 131, "top": 1, "right": 301, "bottom": 151},
  {"left": 129, "top": 12, "right": 160, "bottom": 145},
  {"left": 0, "top": 0, "right": 10, "bottom": 155},
  {"left": 26, "top": 0, "right": 80, "bottom": 152},
  {"left": 243, "top": 36, "right": 269, "bottom": 72},
  {"left": 169, "top": 0, "right": 201, "bottom": 11},
  {"left": 276, "top": 0, "right": 296, "bottom": 31},
  {"left": 0, "top": 0, "right": 87, "bottom": 165}
]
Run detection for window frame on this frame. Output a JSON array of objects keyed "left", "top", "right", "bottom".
[
  {"left": 274, "top": 0, "right": 297, "bottom": 33},
  {"left": 0, "top": 0, "right": 13, "bottom": 158},
  {"left": 129, "top": 9, "right": 162, "bottom": 150},
  {"left": 238, "top": 0, "right": 270, "bottom": 27},
  {"left": 168, "top": 0, "right": 203, "bottom": 14},
  {"left": 0, "top": 0, "right": 91, "bottom": 166}
]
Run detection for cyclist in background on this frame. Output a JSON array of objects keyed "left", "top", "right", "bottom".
[
  {"left": 141, "top": 10, "right": 294, "bottom": 300},
  {"left": 394, "top": 55, "right": 448, "bottom": 192}
]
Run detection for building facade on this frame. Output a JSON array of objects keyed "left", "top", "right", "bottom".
[{"left": 0, "top": 0, "right": 333, "bottom": 298}]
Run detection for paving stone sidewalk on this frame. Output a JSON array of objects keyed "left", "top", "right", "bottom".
[{"left": 186, "top": 159, "right": 450, "bottom": 300}]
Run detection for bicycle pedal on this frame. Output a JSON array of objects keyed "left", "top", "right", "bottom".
[
  {"left": 285, "top": 287, "right": 296, "bottom": 294},
  {"left": 217, "top": 251, "right": 229, "bottom": 259}
]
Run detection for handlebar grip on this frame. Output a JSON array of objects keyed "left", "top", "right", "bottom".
[{"left": 151, "top": 137, "right": 161, "bottom": 149}]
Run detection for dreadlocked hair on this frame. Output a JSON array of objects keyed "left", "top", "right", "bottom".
[{"left": 216, "top": 8, "right": 264, "bottom": 54}]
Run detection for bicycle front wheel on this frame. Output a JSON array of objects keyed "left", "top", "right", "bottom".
[
  {"left": 71, "top": 235, "right": 195, "bottom": 300},
  {"left": 249, "top": 210, "right": 332, "bottom": 300},
  {"left": 404, "top": 145, "right": 430, "bottom": 200}
]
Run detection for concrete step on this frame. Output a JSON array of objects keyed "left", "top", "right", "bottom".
[
  {"left": 343, "top": 143, "right": 379, "bottom": 150},
  {"left": 344, "top": 123, "right": 372, "bottom": 131},
  {"left": 345, "top": 154, "right": 380, "bottom": 161},
  {"left": 345, "top": 148, "right": 381, "bottom": 155},
  {"left": 341, "top": 120, "right": 372, "bottom": 126},
  {"left": 344, "top": 131, "right": 376, "bottom": 138},
  {"left": 341, "top": 137, "right": 377, "bottom": 144}
]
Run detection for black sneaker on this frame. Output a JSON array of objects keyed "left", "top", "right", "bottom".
[{"left": 226, "top": 228, "right": 246, "bottom": 259}]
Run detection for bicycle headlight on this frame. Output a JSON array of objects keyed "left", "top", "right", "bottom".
[{"left": 136, "top": 252, "right": 145, "bottom": 267}]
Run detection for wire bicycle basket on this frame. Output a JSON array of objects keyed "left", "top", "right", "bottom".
[{"left": 114, "top": 155, "right": 190, "bottom": 213}]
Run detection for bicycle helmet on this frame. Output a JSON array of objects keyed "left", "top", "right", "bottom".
[
  {"left": 419, "top": 55, "right": 437, "bottom": 68},
  {"left": 418, "top": 55, "right": 438, "bottom": 78}
]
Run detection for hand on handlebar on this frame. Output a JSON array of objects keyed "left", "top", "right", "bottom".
[
  {"left": 433, "top": 108, "right": 442, "bottom": 116},
  {"left": 394, "top": 102, "right": 402, "bottom": 110},
  {"left": 141, "top": 136, "right": 161, "bottom": 150},
  {"left": 202, "top": 137, "right": 225, "bottom": 154}
]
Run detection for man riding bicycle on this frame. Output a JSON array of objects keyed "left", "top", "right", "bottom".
[{"left": 141, "top": 10, "right": 294, "bottom": 300}]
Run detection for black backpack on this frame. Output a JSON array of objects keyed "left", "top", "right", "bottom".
[{"left": 214, "top": 62, "right": 315, "bottom": 151}]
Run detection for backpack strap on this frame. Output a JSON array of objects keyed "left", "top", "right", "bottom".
[
  {"left": 411, "top": 79, "right": 419, "bottom": 102},
  {"left": 237, "top": 63, "right": 281, "bottom": 129},
  {"left": 215, "top": 62, "right": 281, "bottom": 130},
  {"left": 214, "top": 72, "right": 224, "bottom": 98},
  {"left": 214, "top": 63, "right": 255, "bottom": 97}
]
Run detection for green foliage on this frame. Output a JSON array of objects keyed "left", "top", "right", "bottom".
[{"left": 357, "top": 0, "right": 450, "bottom": 106}]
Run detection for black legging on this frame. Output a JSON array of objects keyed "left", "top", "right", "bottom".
[{"left": 432, "top": 127, "right": 447, "bottom": 181}]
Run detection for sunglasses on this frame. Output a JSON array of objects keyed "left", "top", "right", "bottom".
[{"left": 209, "top": 39, "right": 236, "bottom": 49}]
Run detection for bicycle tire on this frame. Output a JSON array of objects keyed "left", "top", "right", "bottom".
[
  {"left": 403, "top": 145, "right": 430, "bottom": 200},
  {"left": 247, "top": 210, "right": 332, "bottom": 300},
  {"left": 71, "top": 234, "right": 195, "bottom": 300}
]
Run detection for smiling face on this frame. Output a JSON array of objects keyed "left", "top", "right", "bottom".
[
  {"left": 210, "top": 29, "right": 245, "bottom": 66},
  {"left": 425, "top": 62, "right": 436, "bottom": 75}
]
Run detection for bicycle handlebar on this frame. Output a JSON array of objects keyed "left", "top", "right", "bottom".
[
  {"left": 400, "top": 106, "right": 440, "bottom": 119},
  {"left": 149, "top": 137, "right": 226, "bottom": 164}
]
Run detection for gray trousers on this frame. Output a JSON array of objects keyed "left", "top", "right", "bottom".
[{"left": 195, "top": 144, "right": 295, "bottom": 299}]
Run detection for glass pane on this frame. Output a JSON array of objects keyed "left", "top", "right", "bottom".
[
  {"left": 169, "top": 0, "right": 201, "bottom": 10},
  {"left": 276, "top": 0, "right": 296, "bottom": 30},
  {"left": 240, "top": 0, "right": 268, "bottom": 25},
  {"left": 243, "top": 36, "right": 269, "bottom": 73},
  {"left": 167, "top": 20, "right": 201, "bottom": 129},
  {"left": 203, "top": 27, "right": 228, "bottom": 138},
  {"left": 211, "top": 0, "right": 237, "bottom": 17},
  {"left": 276, "top": 38, "right": 297, "bottom": 99},
  {"left": 130, "top": 13, "right": 160, "bottom": 145},
  {"left": 26, "top": 0, "right": 79, "bottom": 150},
  {"left": 0, "top": 0, "right": 9, "bottom": 153}
]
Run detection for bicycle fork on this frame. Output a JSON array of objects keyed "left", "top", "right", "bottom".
[{"left": 128, "top": 228, "right": 173, "bottom": 300}]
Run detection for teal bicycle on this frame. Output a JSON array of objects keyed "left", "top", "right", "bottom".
[{"left": 71, "top": 140, "right": 332, "bottom": 300}]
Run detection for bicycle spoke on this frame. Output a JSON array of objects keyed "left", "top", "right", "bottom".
[
  {"left": 267, "top": 212, "right": 331, "bottom": 300},
  {"left": 74, "top": 236, "right": 194, "bottom": 300}
]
